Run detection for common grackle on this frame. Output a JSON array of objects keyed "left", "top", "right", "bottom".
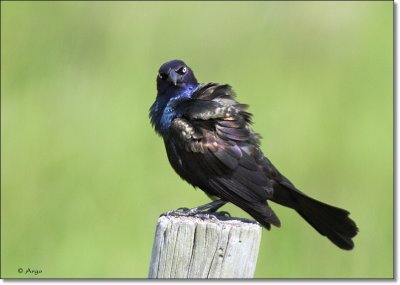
[{"left": 149, "top": 59, "right": 358, "bottom": 250}]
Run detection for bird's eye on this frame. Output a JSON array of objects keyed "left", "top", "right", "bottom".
[
  {"left": 158, "top": 72, "right": 168, "bottom": 80},
  {"left": 177, "top": 66, "right": 187, "bottom": 75}
]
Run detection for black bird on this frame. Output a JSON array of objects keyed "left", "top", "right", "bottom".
[{"left": 149, "top": 59, "right": 358, "bottom": 250}]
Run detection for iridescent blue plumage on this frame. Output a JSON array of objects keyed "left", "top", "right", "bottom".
[{"left": 149, "top": 83, "right": 199, "bottom": 136}]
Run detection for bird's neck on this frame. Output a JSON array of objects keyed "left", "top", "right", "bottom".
[{"left": 150, "top": 83, "right": 199, "bottom": 136}]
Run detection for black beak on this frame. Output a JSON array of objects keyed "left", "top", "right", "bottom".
[{"left": 167, "top": 70, "right": 178, "bottom": 86}]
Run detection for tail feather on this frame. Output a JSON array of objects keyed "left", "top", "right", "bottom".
[
  {"left": 273, "top": 186, "right": 358, "bottom": 250},
  {"left": 295, "top": 196, "right": 358, "bottom": 250}
]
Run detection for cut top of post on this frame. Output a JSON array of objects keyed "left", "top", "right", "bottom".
[{"left": 148, "top": 213, "right": 262, "bottom": 279}]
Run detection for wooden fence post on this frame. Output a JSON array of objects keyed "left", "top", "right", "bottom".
[{"left": 148, "top": 213, "right": 262, "bottom": 278}]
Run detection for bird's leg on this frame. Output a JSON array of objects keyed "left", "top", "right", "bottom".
[{"left": 189, "top": 199, "right": 227, "bottom": 213}]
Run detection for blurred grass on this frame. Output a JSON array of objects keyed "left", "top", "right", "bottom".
[{"left": 1, "top": 1, "right": 392, "bottom": 278}]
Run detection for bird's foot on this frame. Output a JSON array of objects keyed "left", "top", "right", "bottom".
[
  {"left": 162, "top": 208, "right": 190, "bottom": 217},
  {"left": 161, "top": 200, "right": 230, "bottom": 220},
  {"left": 162, "top": 207, "right": 209, "bottom": 217}
]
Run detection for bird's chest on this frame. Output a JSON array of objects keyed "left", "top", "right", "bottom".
[
  {"left": 164, "top": 139, "right": 201, "bottom": 187},
  {"left": 155, "top": 94, "right": 193, "bottom": 135},
  {"left": 165, "top": 139, "right": 187, "bottom": 172},
  {"left": 158, "top": 105, "right": 176, "bottom": 135}
]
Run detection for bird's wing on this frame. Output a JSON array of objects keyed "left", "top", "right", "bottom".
[{"left": 170, "top": 83, "right": 280, "bottom": 228}]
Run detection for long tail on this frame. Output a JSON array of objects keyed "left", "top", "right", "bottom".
[{"left": 272, "top": 185, "right": 358, "bottom": 250}]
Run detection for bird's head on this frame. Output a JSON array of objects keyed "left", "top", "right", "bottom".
[{"left": 157, "top": 59, "right": 198, "bottom": 93}]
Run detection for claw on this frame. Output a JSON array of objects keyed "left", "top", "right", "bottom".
[
  {"left": 176, "top": 207, "right": 190, "bottom": 212},
  {"left": 217, "top": 211, "right": 231, "bottom": 218}
]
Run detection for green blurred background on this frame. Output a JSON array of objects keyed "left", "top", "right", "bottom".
[{"left": 1, "top": 1, "right": 393, "bottom": 279}]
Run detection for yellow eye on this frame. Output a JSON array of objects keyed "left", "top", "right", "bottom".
[{"left": 177, "top": 66, "right": 187, "bottom": 75}]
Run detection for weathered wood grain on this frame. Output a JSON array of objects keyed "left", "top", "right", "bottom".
[{"left": 148, "top": 214, "right": 262, "bottom": 278}]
